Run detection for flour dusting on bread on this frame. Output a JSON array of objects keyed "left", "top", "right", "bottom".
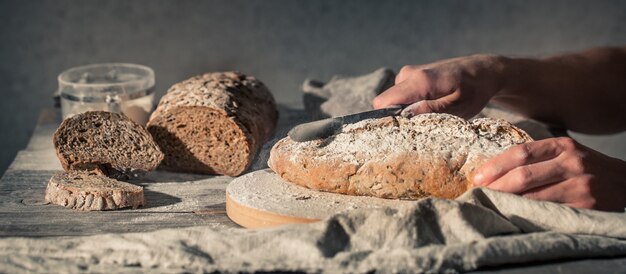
[
  {"left": 269, "top": 113, "right": 533, "bottom": 200},
  {"left": 280, "top": 113, "right": 529, "bottom": 165}
]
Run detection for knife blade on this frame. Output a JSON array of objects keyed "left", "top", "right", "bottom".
[{"left": 288, "top": 104, "right": 408, "bottom": 142}]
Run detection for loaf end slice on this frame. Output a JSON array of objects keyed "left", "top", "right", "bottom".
[
  {"left": 53, "top": 111, "right": 164, "bottom": 180},
  {"left": 45, "top": 171, "right": 144, "bottom": 211},
  {"left": 147, "top": 72, "right": 278, "bottom": 176}
]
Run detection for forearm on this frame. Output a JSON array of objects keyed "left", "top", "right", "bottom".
[{"left": 493, "top": 46, "right": 626, "bottom": 134}]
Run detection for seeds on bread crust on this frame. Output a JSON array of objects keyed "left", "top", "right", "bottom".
[
  {"left": 147, "top": 72, "right": 278, "bottom": 176},
  {"left": 45, "top": 171, "right": 144, "bottom": 211},
  {"left": 268, "top": 113, "right": 533, "bottom": 200}
]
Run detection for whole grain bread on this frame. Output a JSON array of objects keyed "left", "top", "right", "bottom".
[
  {"left": 147, "top": 72, "right": 278, "bottom": 176},
  {"left": 53, "top": 111, "right": 164, "bottom": 180},
  {"left": 268, "top": 113, "right": 533, "bottom": 200},
  {"left": 45, "top": 171, "right": 144, "bottom": 211}
]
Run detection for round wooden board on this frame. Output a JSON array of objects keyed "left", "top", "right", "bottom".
[{"left": 226, "top": 169, "right": 414, "bottom": 229}]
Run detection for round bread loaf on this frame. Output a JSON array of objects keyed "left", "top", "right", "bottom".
[
  {"left": 45, "top": 171, "right": 144, "bottom": 211},
  {"left": 147, "top": 72, "right": 278, "bottom": 176},
  {"left": 268, "top": 113, "right": 533, "bottom": 200},
  {"left": 53, "top": 111, "right": 164, "bottom": 180}
]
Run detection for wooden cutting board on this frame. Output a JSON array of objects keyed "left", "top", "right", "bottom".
[{"left": 226, "top": 169, "right": 413, "bottom": 228}]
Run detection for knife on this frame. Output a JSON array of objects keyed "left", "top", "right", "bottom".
[{"left": 288, "top": 104, "right": 409, "bottom": 142}]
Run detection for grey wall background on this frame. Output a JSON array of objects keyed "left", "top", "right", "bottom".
[{"left": 0, "top": 0, "right": 625, "bottom": 175}]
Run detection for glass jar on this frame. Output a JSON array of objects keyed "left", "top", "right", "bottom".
[{"left": 57, "top": 63, "right": 155, "bottom": 125}]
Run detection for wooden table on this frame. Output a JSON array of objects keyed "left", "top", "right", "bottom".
[
  {"left": 0, "top": 108, "right": 242, "bottom": 237},
  {"left": 1, "top": 108, "right": 625, "bottom": 273}
]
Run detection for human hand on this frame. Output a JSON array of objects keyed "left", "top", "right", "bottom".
[
  {"left": 472, "top": 137, "right": 626, "bottom": 212},
  {"left": 372, "top": 54, "right": 509, "bottom": 119}
]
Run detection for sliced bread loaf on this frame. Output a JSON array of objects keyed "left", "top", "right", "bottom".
[
  {"left": 268, "top": 113, "right": 533, "bottom": 200},
  {"left": 147, "top": 72, "right": 278, "bottom": 176},
  {"left": 45, "top": 171, "right": 144, "bottom": 211},
  {"left": 53, "top": 111, "right": 164, "bottom": 180}
]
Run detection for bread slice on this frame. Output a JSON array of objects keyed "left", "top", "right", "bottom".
[
  {"left": 268, "top": 113, "right": 533, "bottom": 200},
  {"left": 147, "top": 72, "right": 278, "bottom": 176},
  {"left": 45, "top": 171, "right": 144, "bottom": 211},
  {"left": 53, "top": 111, "right": 164, "bottom": 180}
]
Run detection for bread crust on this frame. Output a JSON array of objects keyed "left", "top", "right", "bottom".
[
  {"left": 45, "top": 171, "right": 144, "bottom": 211},
  {"left": 147, "top": 72, "right": 278, "bottom": 176},
  {"left": 269, "top": 113, "right": 533, "bottom": 200}
]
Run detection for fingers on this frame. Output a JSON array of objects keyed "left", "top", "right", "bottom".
[
  {"left": 520, "top": 180, "right": 567, "bottom": 203},
  {"left": 400, "top": 100, "right": 440, "bottom": 117},
  {"left": 372, "top": 72, "right": 431, "bottom": 109},
  {"left": 474, "top": 137, "right": 598, "bottom": 206},
  {"left": 473, "top": 139, "right": 567, "bottom": 187},
  {"left": 520, "top": 175, "right": 596, "bottom": 209},
  {"left": 471, "top": 136, "right": 625, "bottom": 211},
  {"left": 484, "top": 159, "right": 567, "bottom": 194},
  {"left": 399, "top": 90, "right": 462, "bottom": 117},
  {"left": 395, "top": 65, "right": 418, "bottom": 84}
]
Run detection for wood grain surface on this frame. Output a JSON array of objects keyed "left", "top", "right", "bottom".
[{"left": 0, "top": 109, "right": 240, "bottom": 237}]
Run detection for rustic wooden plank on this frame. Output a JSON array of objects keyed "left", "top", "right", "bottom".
[
  {"left": 0, "top": 170, "right": 233, "bottom": 213},
  {"left": 0, "top": 106, "right": 310, "bottom": 237},
  {"left": 0, "top": 105, "right": 341, "bottom": 236},
  {"left": 35, "top": 107, "right": 61, "bottom": 126},
  {"left": 0, "top": 169, "right": 240, "bottom": 236},
  {"left": 0, "top": 211, "right": 236, "bottom": 237},
  {"left": 0, "top": 170, "right": 232, "bottom": 211},
  {"left": 9, "top": 150, "right": 63, "bottom": 171},
  {"left": 25, "top": 108, "right": 60, "bottom": 152},
  {"left": 9, "top": 123, "right": 61, "bottom": 171}
]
